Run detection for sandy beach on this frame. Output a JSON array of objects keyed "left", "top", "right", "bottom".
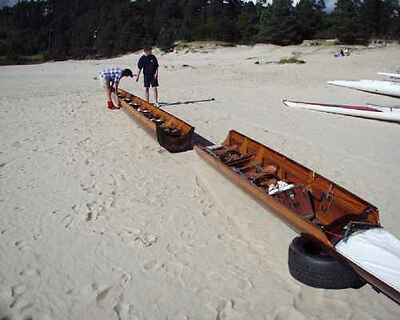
[{"left": 1, "top": 43, "right": 399, "bottom": 319}]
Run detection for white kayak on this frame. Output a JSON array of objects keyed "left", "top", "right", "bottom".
[
  {"left": 328, "top": 80, "right": 400, "bottom": 98},
  {"left": 282, "top": 99, "right": 400, "bottom": 123},
  {"left": 378, "top": 72, "right": 400, "bottom": 80}
]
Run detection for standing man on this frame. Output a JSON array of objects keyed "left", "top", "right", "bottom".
[
  {"left": 136, "top": 47, "right": 159, "bottom": 106},
  {"left": 99, "top": 67, "right": 134, "bottom": 109}
]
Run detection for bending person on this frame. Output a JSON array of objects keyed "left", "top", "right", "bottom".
[{"left": 99, "top": 67, "right": 134, "bottom": 110}]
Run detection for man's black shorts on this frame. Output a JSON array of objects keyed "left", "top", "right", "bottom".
[{"left": 144, "top": 73, "right": 159, "bottom": 88}]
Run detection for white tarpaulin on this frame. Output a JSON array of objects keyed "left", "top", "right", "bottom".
[{"left": 335, "top": 228, "right": 400, "bottom": 291}]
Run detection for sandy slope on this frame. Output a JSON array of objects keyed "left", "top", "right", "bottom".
[{"left": 0, "top": 43, "right": 399, "bottom": 319}]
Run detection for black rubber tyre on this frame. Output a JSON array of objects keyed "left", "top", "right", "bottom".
[{"left": 288, "top": 236, "right": 366, "bottom": 289}]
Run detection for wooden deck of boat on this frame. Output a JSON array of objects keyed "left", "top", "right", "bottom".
[
  {"left": 195, "top": 130, "right": 380, "bottom": 247},
  {"left": 118, "top": 88, "right": 195, "bottom": 152}
]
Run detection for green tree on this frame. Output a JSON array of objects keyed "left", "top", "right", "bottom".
[
  {"left": 237, "top": 1, "right": 259, "bottom": 43},
  {"left": 360, "top": 0, "right": 399, "bottom": 37},
  {"left": 295, "top": 0, "right": 325, "bottom": 40},
  {"left": 257, "top": 0, "right": 302, "bottom": 45},
  {"left": 333, "top": 0, "right": 366, "bottom": 44},
  {"left": 3, "top": 0, "right": 400, "bottom": 64}
]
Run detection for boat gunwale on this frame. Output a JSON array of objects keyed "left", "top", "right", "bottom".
[
  {"left": 194, "top": 144, "right": 334, "bottom": 248},
  {"left": 224, "top": 130, "right": 379, "bottom": 215},
  {"left": 194, "top": 130, "right": 380, "bottom": 245},
  {"left": 121, "top": 96, "right": 158, "bottom": 137}
]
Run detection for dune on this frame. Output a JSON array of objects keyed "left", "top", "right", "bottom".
[{"left": 0, "top": 43, "right": 399, "bottom": 319}]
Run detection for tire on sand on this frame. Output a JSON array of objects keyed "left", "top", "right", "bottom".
[{"left": 288, "top": 236, "right": 366, "bottom": 289}]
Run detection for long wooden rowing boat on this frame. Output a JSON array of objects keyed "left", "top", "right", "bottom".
[
  {"left": 194, "top": 130, "right": 400, "bottom": 304},
  {"left": 195, "top": 130, "right": 380, "bottom": 248},
  {"left": 117, "top": 89, "right": 194, "bottom": 153}
]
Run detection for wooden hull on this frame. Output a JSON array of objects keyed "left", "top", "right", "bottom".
[
  {"left": 195, "top": 145, "right": 333, "bottom": 247},
  {"left": 194, "top": 130, "right": 400, "bottom": 304},
  {"left": 195, "top": 130, "right": 380, "bottom": 247},
  {"left": 118, "top": 89, "right": 194, "bottom": 153}
]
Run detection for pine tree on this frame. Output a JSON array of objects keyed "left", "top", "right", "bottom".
[
  {"left": 180, "top": 0, "right": 206, "bottom": 40},
  {"left": 390, "top": 2, "right": 400, "bottom": 40},
  {"left": 1, "top": 0, "right": 399, "bottom": 64},
  {"left": 295, "top": 0, "right": 325, "bottom": 40},
  {"left": 333, "top": 0, "right": 366, "bottom": 44},
  {"left": 257, "top": 0, "right": 302, "bottom": 45},
  {"left": 360, "top": 0, "right": 399, "bottom": 38},
  {"left": 237, "top": 1, "right": 259, "bottom": 43}
]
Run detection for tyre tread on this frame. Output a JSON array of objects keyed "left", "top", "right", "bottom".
[{"left": 288, "top": 236, "right": 366, "bottom": 289}]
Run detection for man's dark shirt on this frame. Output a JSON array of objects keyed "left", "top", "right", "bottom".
[{"left": 138, "top": 54, "right": 159, "bottom": 75}]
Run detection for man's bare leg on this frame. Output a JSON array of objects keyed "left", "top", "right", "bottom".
[
  {"left": 145, "top": 88, "right": 150, "bottom": 102},
  {"left": 154, "top": 87, "right": 159, "bottom": 104},
  {"left": 105, "top": 86, "right": 113, "bottom": 108}
]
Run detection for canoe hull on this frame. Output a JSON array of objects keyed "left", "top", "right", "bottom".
[
  {"left": 194, "top": 130, "right": 400, "bottom": 304},
  {"left": 328, "top": 80, "right": 400, "bottom": 98},
  {"left": 195, "top": 144, "right": 333, "bottom": 247},
  {"left": 283, "top": 99, "right": 400, "bottom": 123},
  {"left": 195, "top": 130, "right": 380, "bottom": 248},
  {"left": 378, "top": 72, "right": 400, "bottom": 80}
]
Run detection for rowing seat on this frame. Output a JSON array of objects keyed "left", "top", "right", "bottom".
[
  {"left": 212, "top": 145, "right": 239, "bottom": 156},
  {"left": 257, "top": 178, "right": 278, "bottom": 188},
  {"left": 272, "top": 185, "right": 314, "bottom": 220},
  {"left": 225, "top": 153, "right": 255, "bottom": 166}
]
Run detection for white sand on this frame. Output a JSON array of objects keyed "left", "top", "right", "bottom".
[{"left": 1, "top": 43, "right": 399, "bottom": 319}]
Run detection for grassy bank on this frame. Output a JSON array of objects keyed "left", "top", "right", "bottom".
[{"left": 0, "top": 53, "right": 47, "bottom": 66}]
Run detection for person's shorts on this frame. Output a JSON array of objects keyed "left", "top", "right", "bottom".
[
  {"left": 99, "top": 76, "right": 111, "bottom": 89},
  {"left": 144, "top": 73, "right": 159, "bottom": 88}
]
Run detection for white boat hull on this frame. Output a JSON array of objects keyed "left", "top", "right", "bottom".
[
  {"left": 328, "top": 80, "right": 400, "bottom": 98},
  {"left": 282, "top": 99, "right": 400, "bottom": 123},
  {"left": 336, "top": 228, "right": 400, "bottom": 293},
  {"left": 378, "top": 72, "right": 400, "bottom": 80}
]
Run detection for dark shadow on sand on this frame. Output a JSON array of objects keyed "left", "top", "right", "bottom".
[
  {"left": 192, "top": 133, "right": 215, "bottom": 148},
  {"left": 160, "top": 98, "right": 215, "bottom": 107}
]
